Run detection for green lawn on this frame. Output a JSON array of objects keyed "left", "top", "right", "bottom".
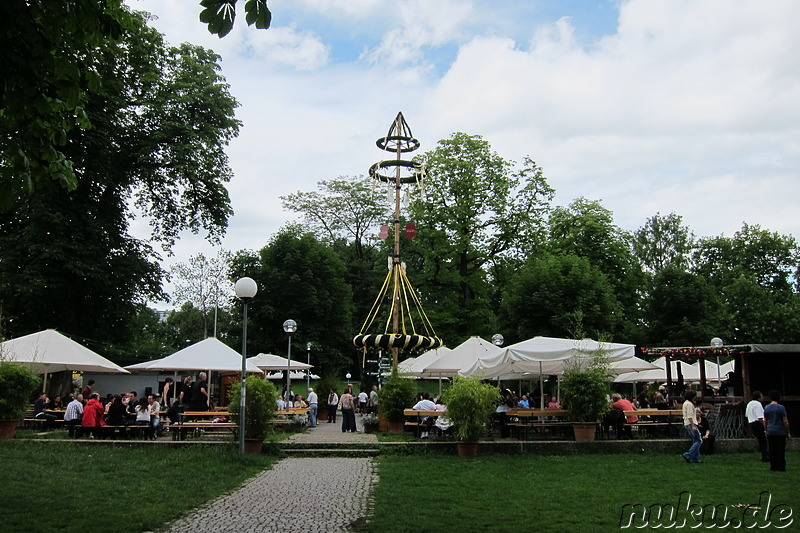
[
  {"left": 2, "top": 440, "right": 796, "bottom": 533},
  {"left": 366, "top": 451, "right": 800, "bottom": 533},
  {"left": 0, "top": 441, "right": 276, "bottom": 533}
]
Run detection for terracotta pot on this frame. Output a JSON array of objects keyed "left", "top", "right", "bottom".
[
  {"left": 387, "top": 420, "right": 404, "bottom": 434},
  {"left": 456, "top": 441, "right": 479, "bottom": 457},
  {"left": 243, "top": 438, "right": 264, "bottom": 454},
  {"left": 572, "top": 422, "right": 597, "bottom": 442},
  {"left": 378, "top": 411, "right": 389, "bottom": 432},
  {"left": 0, "top": 419, "right": 19, "bottom": 440}
]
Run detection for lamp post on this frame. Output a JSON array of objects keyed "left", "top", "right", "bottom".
[
  {"left": 234, "top": 277, "right": 257, "bottom": 455},
  {"left": 283, "top": 319, "right": 297, "bottom": 407},
  {"left": 306, "top": 342, "right": 311, "bottom": 390},
  {"left": 711, "top": 337, "right": 724, "bottom": 388}
]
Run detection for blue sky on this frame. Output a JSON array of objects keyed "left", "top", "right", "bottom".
[{"left": 126, "top": 0, "right": 800, "bottom": 302}]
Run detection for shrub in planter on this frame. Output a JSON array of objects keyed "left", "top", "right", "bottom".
[
  {"left": 229, "top": 376, "right": 278, "bottom": 441},
  {"left": 441, "top": 376, "right": 501, "bottom": 443},
  {"left": 0, "top": 362, "right": 39, "bottom": 439},
  {"left": 560, "top": 351, "right": 610, "bottom": 441},
  {"left": 379, "top": 369, "right": 415, "bottom": 429}
]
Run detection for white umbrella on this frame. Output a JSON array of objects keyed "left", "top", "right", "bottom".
[
  {"left": 126, "top": 338, "right": 263, "bottom": 373},
  {"left": 1, "top": 329, "right": 129, "bottom": 375},
  {"left": 247, "top": 353, "right": 312, "bottom": 371},
  {"left": 460, "top": 336, "right": 636, "bottom": 380},
  {"left": 421, "top": 338, "right": 500, "bottom": 378},
  {"left": 613, "top": 356, "right": 697, "bottom": 383},
  {"left": 400, "top": 347, "right": 453, "bottom": 376}
]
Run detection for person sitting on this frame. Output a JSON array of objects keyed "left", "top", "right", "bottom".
[
  {"left": 33, "top": 392, "right": 58, "bottom": 429},
  {"left": 293, "top": 395, "right": 308, "bottom": 409},
  {"left": 134, "top": 397, "right": 153, "bottom": 440},
  {"left": 610, "top": 393, "right": 638, "bottom": 439},
  {"left": 636, "top": 385, "right": 651, "bottom": 408},
  {"left": 413, "top": 392, "right": 437, "bottom": 439},
  {"left": 547, "top": 396, "right": 561, "bottom": 409},
  {"left": 81, "top": 393, "right": 106, "bottom": 438},
  {"left": 64, "top": 393, "right": 84, "bottom": 437},
  {"left": 276, "top": 395, "right": 287, "bottom": 410},
  {"left": 517, "top": 394, "right": 530, "bottom": 408},
  {"left": 105, "top": 394, "right": 129, "bottom": 438},
  {"left": 47, "top": 395, "right": 64, "bottom": 410}
]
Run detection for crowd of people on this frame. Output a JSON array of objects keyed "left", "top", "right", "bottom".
[{"left": 33, "top": 373, "right": 212, "bottom": 440}]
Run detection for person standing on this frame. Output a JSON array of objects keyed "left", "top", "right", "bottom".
[
  {"left": 307, "top": 388, "right": 319, "bottom": 427},
  {"left": 369, "top": 385, "right": 379, "bottom": 413},
  {"left": 191, "top": 372, "right": 209, "bottom": 411},
  {"left": 764, "top": 389, "right": 791, "bottom": 472},
  {"left": 64, "top": 393, "right": 84, "bottom": 437},
  {"left": 81, "top": 393, "right": 106, "bottom": 438},
  {"left": 681, "top": 390, "right": 702, "bottom": 464},
  {"left": 327, "top": 389, "right": 339, "bottom": 423},
  {"left": 340, "top": 387, "right": 357, "bottom": 433},
  {"left": 81, "top": 379, "right": 95, "bottom": 399},
  {"left": 746, "top": 391, "right": 770, "bottom": 462},
  {"left": 161, "top": 378, "right": 174, "bottom": 410}
]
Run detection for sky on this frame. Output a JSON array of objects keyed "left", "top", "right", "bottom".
[{"left": 125, "top": 0, "right": 800, "bottom": 304}]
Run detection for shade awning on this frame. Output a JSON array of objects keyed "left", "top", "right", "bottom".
[
  {"left": 126, "top": 337, "right": 263, "bottom": 374},
  {"left": 1, "top": 329, "right": 129, "bottom": 374}
]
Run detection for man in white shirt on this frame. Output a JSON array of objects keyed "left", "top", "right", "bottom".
[
  {"left": 746, "top": 391, "right": 769, "bottom": 462},
  {"left": 306, "top": 388, "right": 319, "bottom": 427},
  {"left": 358, "top": 390, "right": 368, "bottom": 413},
  {"left": 412, "top": 392, "right": 436, "bottom": 439},
  {"left": 681, "top": 390, "right": 702, "bottom": 463},
  {"left": 64, "top": 393, "right": 84, "bottom": 437}
]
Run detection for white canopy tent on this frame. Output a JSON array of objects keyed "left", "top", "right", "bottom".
[
  {"left": 421, "top": 338, "right": 500, "bottom": 379},
  {"left": 265, "top": 371, "right": 320, "bottom": 380},
  {"left": 246, "top": 353, "right": 312, "bottom": 371},
  {"left": 613, "top": 356, "right": 697, "bottom": 384},
  {"left": 460, "top": 337, "right": 637, "bottom": 380},
  {"left": 126, "top": 338, "right": 263, "bottom": 374},
  {"left": 1, "top": 329, "right": 129, "bottom": 390},
  {"left": 399, "top": 347, "right": 453, "bottom": 377}
]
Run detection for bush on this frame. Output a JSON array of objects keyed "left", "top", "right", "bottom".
[
  {"left": 379, "top": 369, "right": 416, "bottom": 422},
  {"left": 0, "top": 362, "right": 39, "bottom": 420},
  {"left": 228, "top": 376, "right": 278, "bottom": 439},
  {"left": 441, "top": 376, "right": 501, "bottom": 442},
  {"left": 560, "top": 355, "right": 610, "bottom": 424}
]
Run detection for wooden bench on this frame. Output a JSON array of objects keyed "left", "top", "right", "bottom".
[
  {"left": 172, "top": 411, "right": 236, "bottom": 440},
  {"left": 623, "top": 408, "right": 682, "bottom": 437},
  {"left": 403, "top": 409, "right": 446, "bottom": 437}
]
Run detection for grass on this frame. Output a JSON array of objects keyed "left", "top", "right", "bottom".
[
  {"left": 0, "top": 441, "right": 276, "bottom": 533},
  {"left": 3, "top": 438, "right": 797, "bottom": 533},
  {"left": 365, "top": 451, "right": 800, "bottom": 533}
]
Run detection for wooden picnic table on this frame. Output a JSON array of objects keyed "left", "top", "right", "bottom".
[{"left": 506, "top": 408, "right": 571, "bottom": 418}]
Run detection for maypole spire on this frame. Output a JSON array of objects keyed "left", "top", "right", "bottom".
[{"left": 353, "top": 113, "right": 442, "bottom": 367}]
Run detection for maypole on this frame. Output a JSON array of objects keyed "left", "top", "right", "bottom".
[{"left": 353, "top": 113, "right": 442, "bottom": 368}]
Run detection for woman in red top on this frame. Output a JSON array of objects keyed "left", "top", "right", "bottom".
[{"left": 81, "top": 393, "right": 106, "bottom": 438}]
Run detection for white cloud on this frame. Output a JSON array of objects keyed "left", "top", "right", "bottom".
[{"left": 125, "top": 0, "right": 800, "bottom": 285}]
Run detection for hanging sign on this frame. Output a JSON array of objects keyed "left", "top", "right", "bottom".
[{"left": 405, "top": 223, "right": 416, "bottom": 238}]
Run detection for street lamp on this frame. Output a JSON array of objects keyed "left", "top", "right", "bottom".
[
  {"left": 234, "top": 277, "right": 257, "bottom": 455},
  {"left": 492, "top": 333, "right": 505, "bottom": 347},
  {"left": 710, "top": 337, "right": 724, "bottom": 388},
  {"left": 283, "top": 319, "right": 297, "bottom": 407},
  {"left": 306, "top": 342, "right": 312, "bottom": 390}
]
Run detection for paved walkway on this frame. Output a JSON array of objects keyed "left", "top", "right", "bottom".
[{"left": 161, "top": 415, "right": 379, "bottom": 532}]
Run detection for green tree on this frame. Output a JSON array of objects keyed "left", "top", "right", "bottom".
[
  {"left": 633, "top": 212, "right": 695, "bottom": 274},
  {"left": 0, "top": 0, "right": 134, "bottom": 207},
  {"left": 547, "top": 197, "right": 643, "bottom": 339},
  {"left": 406, "top": 133, "right": 554, "bottom": 343},
  {"left": 501, "top": 253, "right": 621, "bottom": 341},
  {"left": 229, "top": 227, "right": 355, "bottom": 377},
  {"left": 170, "top": 251, "right": 234, "bottom": 338},
  {"left": 199, "top": 0, "right": 272, "bottom": 38},
  {"left": 691, "top": 223, "right": 800, "bottom": 344},
  {"left": 642, "top": 266, "right": 724, "bottom": 346},
  {"left": 0, "top": 11, "right": 240, "bottom": 341}
]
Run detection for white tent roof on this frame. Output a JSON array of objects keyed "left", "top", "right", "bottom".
[
  {"left": 608, "top": 355, "right": 661, "bottom": 375},
  {"left": 247, "top": 353, "right": 313, "bottom": 371},
  {"left": 1, "top": 329, "right": 129, "bottom": 374},
  {"left": 265, "top": 371, "right": 320, "bottom": 380},
  {"left": 613, "top": 356, "right": 697, "bottom": 383},
  {"left": 460, "top": 336, "right": 636, "bottom": 379},
  {"left": 397, "top": 356, "right": 417, "bottom": 373},
  {"left": 126, "top": 338, "right": 262, "bottom": 373},
  {"left": 400, "top": 347, "right": 453, "bottom": 376},
  {"left": 422, "top": 337, "right": 501, "bottom": 378}
]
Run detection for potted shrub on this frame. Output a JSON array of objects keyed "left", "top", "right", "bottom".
[
  {"left": 560, "top": 352, "right": 610, "bottom": 442},
  {"left": 361, "top": 412, "right": 379, "bottom": 433},
  {"left": 379, "top": 368, "right": 415, "bottom": 433},
  {"left": 441, "top": 376, "right": 501, "bottom": 457},
  {"left": 229, "top": 376, "right": 278, "bottom": 453},
  {"left": 0, "top": 362, "right": 40, "bottom": 439}
]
